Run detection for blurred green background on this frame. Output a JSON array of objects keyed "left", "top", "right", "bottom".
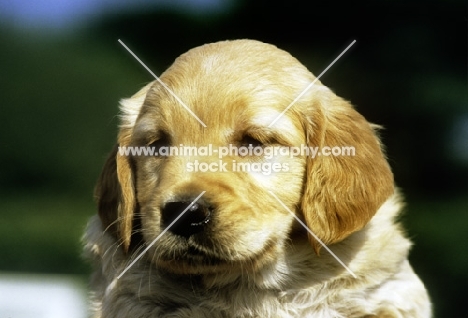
[{"left": 0, "top": 0, "right": 467, "bottom": 317}]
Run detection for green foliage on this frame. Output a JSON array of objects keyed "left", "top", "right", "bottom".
[
  {"left": 0, "top": 29, "right": 149, "bottom": 194},
  {"left": 0, "top": 193, "right": 94, "bottom": 274},
  {"left": 405, "top": 198, "right": 468, "bottom": 317}
]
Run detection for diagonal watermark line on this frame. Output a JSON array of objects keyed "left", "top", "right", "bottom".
[
  {"left": 268, "top": 191, "right": 357, "bottom": 278},
  {"left": 268, "top": 40, "right": 356, "bottom": 127},
  {"left": 116, "top": 191, "right": 207, "bottom": 280},
  {"left": 118, "top": 39, "right": 207, "bottom": 128}
]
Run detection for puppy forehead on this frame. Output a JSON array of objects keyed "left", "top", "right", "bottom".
[
  {"left": 142, "top": 91, "right": 297, "bottom": 128},
  {"left": 134, "top": 40, "right": 315, "bottom": 135}
]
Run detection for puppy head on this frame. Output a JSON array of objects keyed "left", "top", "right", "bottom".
[{"left": 95, "top": 39, "right": 393, "bottom": 274}]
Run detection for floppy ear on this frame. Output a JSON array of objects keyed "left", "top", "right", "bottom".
[
  {"left": 95, "top": 145, "right": 135, "bottom": 252},
  {"left": 301, "top": 91, "right": 394, "bottom": 253},
  {"left": 95, "top": 82, "right": 153, "bottom": 252}
]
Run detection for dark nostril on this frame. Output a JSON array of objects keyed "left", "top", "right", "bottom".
[
  {"left": 161, "top": 201, "right": 212, "bottom": 238},
  {"left": 187, "top": 202, "right": 212, "bottom": 226}
]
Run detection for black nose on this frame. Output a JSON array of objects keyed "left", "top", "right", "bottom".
[{"left": 161, "top": 201, "right": 212, "bottom": 238}]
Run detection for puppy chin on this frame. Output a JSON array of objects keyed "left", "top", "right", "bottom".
[
  {"left": 152, "top": 237, "right": 282, "bottom": 275},
  {"left": 156, "top": 259, "right": 231, "bottom": 275}
]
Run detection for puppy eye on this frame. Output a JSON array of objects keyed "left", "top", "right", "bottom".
[
  {"left": 240, "top": 135, "right": 263, "bottom": 147},
  {"left": 149, "top": 139, "right": 168, "bottom": 149},
  {"left": 148, "top": 133, "right": 170, "bottom": 154}
]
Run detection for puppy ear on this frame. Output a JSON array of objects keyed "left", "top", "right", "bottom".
[
  {"left": 301, "top": 92, "right": 394, "bottom": 253},
  {"left": 95, "top": 82, "right": 153, "bottom": 252},
  {"left": 95, "top": 145, "right": 136, "bottom": 253}
]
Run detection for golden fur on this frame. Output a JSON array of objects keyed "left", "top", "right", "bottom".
[{"left": 84, "top": 39, "right": 431, "bottom": 317}]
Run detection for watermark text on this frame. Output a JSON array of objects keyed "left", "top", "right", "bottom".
[{"left": 118, "top": 144, "right": 356, "bottom": 159}]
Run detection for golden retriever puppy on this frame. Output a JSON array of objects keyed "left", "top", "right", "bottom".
[{"left": 84, "top": 39, "right": 431, "bottom": 317}]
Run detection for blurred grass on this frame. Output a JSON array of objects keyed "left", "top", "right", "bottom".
[
  {"left": 406, "top": 198, "right": 468, "bottom": 275},
  {"left": 405, "top": 196, "right": 468, "bottom": 317},
  {"left": 0, "top": 193, "right": 94, "bottom": 274}
]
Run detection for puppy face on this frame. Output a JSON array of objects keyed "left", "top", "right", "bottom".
[{"left": 96, "top": 40, "right": 394, "bottom": 275}]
